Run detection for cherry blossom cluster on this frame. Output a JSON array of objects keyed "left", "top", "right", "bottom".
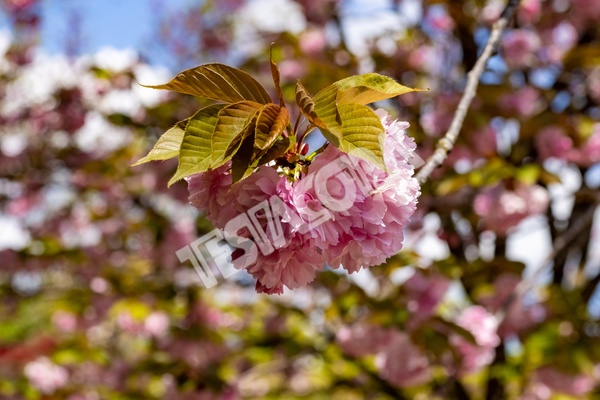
[
  {"left": 474, "top": 182, "right": 550, "bottom": 236},
  {"left": 187, "top": 111, "right": 420, "bottom": 294}
]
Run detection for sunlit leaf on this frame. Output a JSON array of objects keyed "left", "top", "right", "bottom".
[
  {"left": 142, "top": 63, "right": 272, "bottom": 104},
  {"left": 212, "top": 101, "right": 264, "bottom": 166},
  {"left": 335, "top": 103, "right": 386, "bottom": 170},
  {"left": 132, "top": 119, "right": 187, "bottom": 166},
  {"left": 333, "top": 73, "right": 423, "bottom": 105},
  {"left": 313, "top": 84, "right": 341, "bottom": 133},
  {"left": 314, "top": 86, "right": 386, "bottom": 169},
  {"left": 168, "top": 104, "right": 225, "bottom": 186}
]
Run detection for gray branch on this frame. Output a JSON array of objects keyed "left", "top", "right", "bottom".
[{"left": 415, "top": 0, "right": 521, "bottom": 184}]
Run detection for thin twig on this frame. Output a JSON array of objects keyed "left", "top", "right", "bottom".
[{"left": 415, "top": 0, "right": 521, "bottom": 184}]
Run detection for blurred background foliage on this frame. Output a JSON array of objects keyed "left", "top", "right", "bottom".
[{"left": 1, "top": 0, "right": 600, "bottom": 398}]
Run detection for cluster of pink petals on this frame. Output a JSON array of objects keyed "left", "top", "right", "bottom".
[
  {"left": 446, "top": 125, "right": 498, "bottom": 168},
  {"left": 531, "top": 366, "right": 594, "bottom": 398},
  {"left": 451, "top": 306, "right": 500, "bottom": 374},
  {"left": 404, "top": 271, "right": 450, "bottom": 329},
  {"left": 474, "top": 182, "right": 549, "bottom": 236},
  {"left": 143, "top": 311, "right": 170, "bottom": 338},
  {"left": 424, "top": 7, "right": 455, "bottom": 33},
  {"left": 517, "top": 0, "right": 541, "bottom": 24},
  {"left": 187, "top": 111, "right": 420, "bottom": 294},
  {"left": 375, "top": 330, "right": 432, "bottom": 387},
  {"left": 336, "top": 324, "right": 431, "bottom": 388},
  {"left": 477, "top": 274, "right": 546, "bottom": 338},
  {"left": 536, "top": 124, "right": 600, "bottom": 167},
  {"left": 570, "top": 0, "right": 600, "bottom": 22},
  {"left": 501, "top": 30, "right": 541, "bottom": 68},
  {"left": 299, "top": 29, "right": 327, "bottom": 56},
  {"left": 24, "top": 357, "right": 69, "bottom": 394},
  {"left": 499, "top": 86, "right": 541, "bottom": 118},
  {"left": 52, "top": 310, "right": 78, "bottom": 333},
  {"left": 336, "top": 323, "right": 393, "bottom": 357}
]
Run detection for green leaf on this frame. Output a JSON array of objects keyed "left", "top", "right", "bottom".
[
  {"left": 168, "top": 101, "right": 263, "bottom": 186},
  {"left": 212, "top": 101, "right": 264, "bottom": 167},
  {"left": 270, "top": 44, "right": 285, "bottom": 108},
  {"left": 313, "top": 84, "right": 341, "bottom": 133},
  {"left": 168, "top": 104, "right": 226, "bottom": 186},
  {"left": 132, "top": 119, "right": 187, "bottom": 166},
  {"left": 314, "top": 85, "right": 385, "bottom": 169},
  {"left": 142, "top": 63, "right": 272, "bottom": 104},
  {"left": 333, "top": 73, "right": 422, "bottom": 105},
  {"left": 334, "top": 103, "right": 386, "bottom": 170},
  {"left": 296, "top": 81, "right": 325, "bottom": 128}
]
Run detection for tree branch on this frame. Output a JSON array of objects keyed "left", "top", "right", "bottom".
[
  {"left": 415, "top": 0, "right": 521, "bottom": 184},
  {"left": 498, "top": 194, "right": 599, "bottom": 319}
]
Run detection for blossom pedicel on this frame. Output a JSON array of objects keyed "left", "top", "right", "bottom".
[{"left": 133, "top": 49, "right": 423, "bottom": 293}]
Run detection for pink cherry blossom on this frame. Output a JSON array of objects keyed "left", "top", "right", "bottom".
[
  {"left": 499, "top": 86, "right": 541, "bottom": 117},
  {"left": 144, "top": 311, "right": 170, "bottom": 338},
  {"left": 187, "top": 162, "right": 236, "bottom": 228},
  {"left": 537, "top": 124, "right": 600, "bottom": 166},
  {"left": 420, "top": 108, "right": 453, "bottom": 136},
  {"left": 501, "top": 30, "right": 541, "bottom": 68},
  {"left": 186, "top": 111, "right": 420, "bottom": 293},
  {"left": 296, "top": 112, "right": 420, "bottom": 273},
  {"left": 299, "top": 29, "right": 327, "bottom": 55},
  {"left": 517, "top": 0, "right": 541, "bottom": 24},
  {"left": 533, "top": 366, "right": 594, "bottom": 397},
  {"left": 536, "top": 126, "right": 573, "bottom": 160},
  {"left": 474, "top": 183, "right": 549, "bottom": 236},
  {"left": 117, "top": 312, "right": 142, "bottom": 334},
  {"left": 570, "top": 0, "right": 600, "bottom": 21},
  {"left": 425, "top": 7, "right": 455, "bottom": 33},
  {"left": 24, "top": 357, "right": 69, "bottom": 394},
  {"left": 375, "top": 330, "right": 432, "bottom": 387},
  {"left": 278, "top": 60, "right": 305, "bottom": 82},
  {"left": 451, "top": 306, "right": 500, "bottom": 374},
  {"left": 457, "top": 306, "right": 500, "bottom": 348},
  {"left": 566, "top": 124, "right": 600, "bottom": 166},
  {"left": 52, "top": 310, "right": 77, "bottom": 333},
  {"left": 404, "top": 271, "right": 450, "bottom": 328},
  {"left": 336, "top": 323, "right": 393, "bottom": 357}
]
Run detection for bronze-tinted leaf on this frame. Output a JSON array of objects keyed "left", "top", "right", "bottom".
[
  {"left": 231, "top": 117, "right": 259, "bottom": 184},
  {"left": 295, "top": 81, "right": 324, "bottom": 128},
  {"left": 253, "top": 104, "right": 290, "bottom": 156},
  {"left": 142, "top": 63, "right": 272, "bottom": 104},
  {"left": 270, "top": 45, "right": 286, "bottom": 108},
  {"left": 211, "top": 101, "right": 263, "bottom": 167}
]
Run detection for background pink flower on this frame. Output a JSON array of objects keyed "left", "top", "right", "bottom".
[
  {"left": 24, "top": 357, "right": 69, "bottom": 394},
  {"left": 375, "top": 330, "right": 432, "bottom": 387},
  {"left": 474, "top": 183, "right": 549, "bottom": 236}
]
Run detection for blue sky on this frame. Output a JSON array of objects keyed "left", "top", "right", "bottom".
[{"left": 1, "top": 0, "right": 193, "bottom": 65}]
